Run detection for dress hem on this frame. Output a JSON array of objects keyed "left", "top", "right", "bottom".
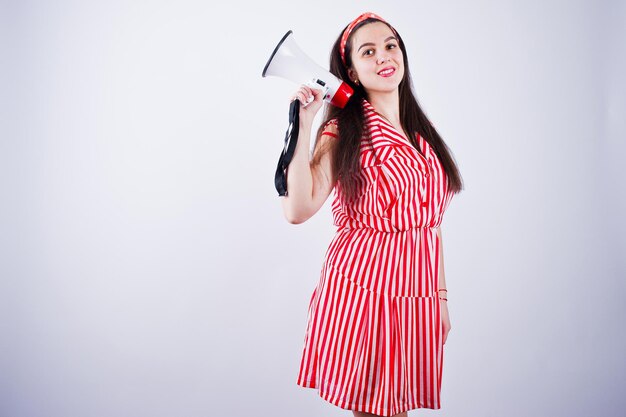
[{"left": 296, "top": 379, "right": 442, "bottom": 415}]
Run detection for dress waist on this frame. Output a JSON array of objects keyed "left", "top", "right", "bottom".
[{"left": 336, "top": 224, "right": 439, "bottom": 233}]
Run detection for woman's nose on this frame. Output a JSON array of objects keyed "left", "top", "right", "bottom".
[{"left": 377, "top": 55, "right": 390, "bottom": 64}]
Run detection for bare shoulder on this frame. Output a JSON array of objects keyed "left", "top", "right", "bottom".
[
  {"left": 323, "top": 117, "right": 339, "bottom": 130},
  {"left": 313, "top": 118, "right": 339, "bottom": 162},
  {"left": 320, "top": 118, "right": 339, "bottom": 141}
]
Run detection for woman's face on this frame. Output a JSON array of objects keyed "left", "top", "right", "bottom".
[{"left": 347, "top": 21, "right": 404, "bottom": 95}]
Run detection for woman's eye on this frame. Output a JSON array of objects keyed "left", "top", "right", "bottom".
[{"left": 363, "top": 44, "right": 397, "bottom": 57}]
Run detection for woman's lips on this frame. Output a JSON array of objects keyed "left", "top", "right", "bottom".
[{"left": 378, "top": 67, "right": 396, "bottom": 77}]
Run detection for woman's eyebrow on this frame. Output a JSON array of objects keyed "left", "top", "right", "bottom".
[{"left": 357, "top": 36, "right": 397, "bottom": 52}]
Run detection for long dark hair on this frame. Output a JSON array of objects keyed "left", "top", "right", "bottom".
[{"left": 311, "top": 17, "right": 464, "bottom": 203}]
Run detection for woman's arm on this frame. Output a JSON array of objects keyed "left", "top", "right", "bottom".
[
  {"left": 280, "top": 86, "right": 338, "bottom": 224},
  {"left": 437, "top": 226, "right": 447, "bottom": 292},
  {"left": 437, "top": 225, "right": 451, "bottom": 344}
]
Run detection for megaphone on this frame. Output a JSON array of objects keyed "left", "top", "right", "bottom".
[{"left": 262, "top": 31, "right": 353, "bottom": 108}]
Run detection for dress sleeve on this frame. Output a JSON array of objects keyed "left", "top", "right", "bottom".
[{"left": 321, "top": 118, "right": 339, "bottom": 139}]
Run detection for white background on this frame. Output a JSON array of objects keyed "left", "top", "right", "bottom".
[{"left": 1, "top": 0, "right": 625, "bottom": 416}]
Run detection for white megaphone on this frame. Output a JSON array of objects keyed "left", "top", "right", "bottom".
[{"left": 262, "top": 31, "right": 353, "bottom": 108}]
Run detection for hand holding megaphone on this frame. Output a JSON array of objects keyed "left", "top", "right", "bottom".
[{"left": 290, "top": 84, "right": 324, "bottom": 124}]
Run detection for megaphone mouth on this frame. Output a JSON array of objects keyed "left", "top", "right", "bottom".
[{"left": 262, "top": 30, "right": 293, "bottom": 78}]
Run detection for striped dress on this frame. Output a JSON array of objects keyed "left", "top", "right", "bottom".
[{"left": 296, "top": 97, "right": 455, "bottom": 416}]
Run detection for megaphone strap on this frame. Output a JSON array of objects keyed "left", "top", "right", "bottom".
[{"left": 274, "top": 99, "right": 300, "bottom": 196}]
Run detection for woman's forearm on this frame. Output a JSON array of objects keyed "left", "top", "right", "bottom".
[{"left": 437, "top": 226, "right": 447, "bottom": 291}]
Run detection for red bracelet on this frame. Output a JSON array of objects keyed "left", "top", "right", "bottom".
[
  {"left": 439, "top": 297, "right": 447, "bottom": 301},
  {"left": 437, "top": 289, "right": 447, "bottom": 292}
]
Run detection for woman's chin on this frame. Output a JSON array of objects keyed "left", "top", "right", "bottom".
[{"left": 366, "top": 83, "right": 401, "bottom": 95}]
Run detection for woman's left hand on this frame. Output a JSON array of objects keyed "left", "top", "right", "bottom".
[{"left": 441, "top": 301, "right": 451, "bottom": 345}]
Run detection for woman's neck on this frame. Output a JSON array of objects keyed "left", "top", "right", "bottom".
[{"left": 367, "top": 90, "right": 401, "bottom": 125}]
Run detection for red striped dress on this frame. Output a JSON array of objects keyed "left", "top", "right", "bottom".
[{"left": 296, "top": 97, "right": 455, "bottom": 416}]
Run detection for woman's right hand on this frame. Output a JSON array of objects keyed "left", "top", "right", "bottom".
[{"left": 290, "top": 84, "right": 324, "bottom": 125}]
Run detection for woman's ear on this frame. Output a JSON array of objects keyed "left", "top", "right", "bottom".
[{"left": 347, "top": 68, "right": 357, "bottom": 82}]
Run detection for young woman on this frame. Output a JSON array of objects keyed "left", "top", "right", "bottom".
[{"left": 282, "top": 12, "right": 463, "bottom": 417}]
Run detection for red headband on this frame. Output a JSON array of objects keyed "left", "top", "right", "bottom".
[{"left": 340, "top": 12, "right": 391, "bottom": 66}]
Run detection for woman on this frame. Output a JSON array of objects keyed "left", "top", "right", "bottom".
[{"left": 282, "top": 12, "right": 464, "bottom": 417}]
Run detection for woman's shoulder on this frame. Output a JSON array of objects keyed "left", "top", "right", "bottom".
[
  {"left": 323, "top": 117, "right": 339, "bottom": 128},
  {"left": 321, "top": 117, "right": 339, "bottom": 138}
]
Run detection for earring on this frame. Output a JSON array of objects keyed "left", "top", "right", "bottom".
[{"left": 354, "top": 79, "right": 359, "bottom": 85}]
